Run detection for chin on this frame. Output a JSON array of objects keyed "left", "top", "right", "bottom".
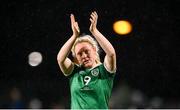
[{"left": 83, "top": 63, "right": 93, "bottom": 68}]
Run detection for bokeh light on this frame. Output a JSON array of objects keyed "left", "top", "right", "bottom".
[
  {"left": 113, "top": 20, "right": 132, "bottom": 35},
  {"left": 28, "top": 52, "right": 43, "bottom": 66}
]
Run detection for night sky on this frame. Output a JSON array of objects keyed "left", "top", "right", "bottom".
[{"left": 0, "top": 0, "right": 180, "bottom": 108}]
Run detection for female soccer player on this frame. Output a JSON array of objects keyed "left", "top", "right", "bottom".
[{"left": 57, "top": 11, "right": 116, "bottom": 109}]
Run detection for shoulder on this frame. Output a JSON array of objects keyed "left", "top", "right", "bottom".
[
  {"left": 98, "top": 63, "right": 116, "bottom": 74},
  {"left": 103, "top": 63, "right": 116, "bottom": 74},
  {"left": 97, "top": 63, "right": 116, "bottom": 78},
  {"left": 66, "top": 63, "right": 82, "bottom": 78}
]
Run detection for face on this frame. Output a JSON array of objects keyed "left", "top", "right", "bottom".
[{"left": 74, "top": 42, "right": 96, "bottom": 68}]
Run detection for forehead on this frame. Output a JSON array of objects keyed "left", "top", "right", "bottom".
[{"left": 75, "top": 42, "right": 93, "bottom": 52}]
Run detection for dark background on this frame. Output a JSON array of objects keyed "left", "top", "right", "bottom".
[{"left": 0, "top": 0, "right": 180, "bottom": 108}]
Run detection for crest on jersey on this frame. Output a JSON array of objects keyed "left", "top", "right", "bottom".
[
  {"left": 79, "top": 71, "right": 84, "bottom": 75},
  {"left": 91, "top": 68, "right": 99, "bottom": 77}
]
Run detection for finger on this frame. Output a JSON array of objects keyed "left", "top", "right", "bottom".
[
  {"left": 94, "top": 11, "right": 98, "bottom": 17},
  {"left": 90, "top": 18, "right": 94, "bottom": 23},
  {"left": 93, "top": 12, "right": 98, "bottom": 19},
  {"left": 74, "top": 22, "right": 80, "bottom": 32},
  {"left": 90, "top": 14, "right": 96, "bottom": 20},
  {"left": 91, "top": 12, "right": 97, "bottom": 20},
  {"left": 74, "top": 22, "right": 78, "bottom": 28},
  {"left": 92, "top": 12, "right": 96, "bottom": 17},
  {"left": 70, "top": 14, "right": 75, "bottom": 24}
]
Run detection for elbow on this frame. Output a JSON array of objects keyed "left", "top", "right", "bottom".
[
  {"left": 108, "top": 49, "right": 116, "bottom": 57},
  {"left": 57, "top": 55, "right": 60, "bottom": 63},
  {"left": 57, "top": 54, "right": 63, "bottom": 63},
  {"left": 109, "top": 53, "right": 116, "bottom": 58}
]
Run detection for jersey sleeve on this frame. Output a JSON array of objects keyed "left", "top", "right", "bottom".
[
  {"left": 67, "top": 64, "right": 80, "bottom": 78},
  {"left": 100, "top": 64, "right": 116, "bottom": 79}
]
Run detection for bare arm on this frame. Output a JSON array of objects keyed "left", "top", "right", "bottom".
[
  {"left": 89, "top": 11, "right": 116, "bottom": 73},
  {"left": 57, "top": 14, "right": 80, "bottom": 76}
]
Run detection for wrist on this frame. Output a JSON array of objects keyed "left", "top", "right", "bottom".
[
  {"left": 91, "top": 28, "right": 98, "bottom": 35},
  {"left": 72, "top": 34, "right": 78, "bottom": 39}
]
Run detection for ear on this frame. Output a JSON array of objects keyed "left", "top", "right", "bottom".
[
  {"left": 92, "top": 46, "right": 96, "bottom": 52},
  {"left": 93, "top": 47, "right": 98, "bottom": 55}
]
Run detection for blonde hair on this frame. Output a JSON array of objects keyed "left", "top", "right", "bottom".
[{"left": 71, "top": 35, "right": 101, "bottom": 64}]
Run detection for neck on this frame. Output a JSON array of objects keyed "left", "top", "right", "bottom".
[{"left": 87, "top": 61, "right": 102, "bottom": 69}]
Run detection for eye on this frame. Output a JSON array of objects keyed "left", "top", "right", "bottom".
[
  {"left": 85, "top": 50, "right": 90, "bottom": 54},
  {"left": 78, "top": 52, "right": 82, "bottom": 56}
]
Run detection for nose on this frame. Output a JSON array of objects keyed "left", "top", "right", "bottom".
[{"left": 81, "top": 52, "right": 87, "bottom": 58}]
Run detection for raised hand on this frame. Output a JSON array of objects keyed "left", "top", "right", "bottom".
[
  {"left": 70, "top": 14, "right": 80, "bottom": 37},
  {"left": 89, "top": 11, "right": 98, "bottom": 33}
]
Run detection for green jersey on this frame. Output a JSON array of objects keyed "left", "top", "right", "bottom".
[{"left": 68, "top": 63, "right": 115, "bottom": 109}]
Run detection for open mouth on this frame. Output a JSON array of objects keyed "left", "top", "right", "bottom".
[{"left": 83, "top": 60, "right": 90, "bottom": 65}]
